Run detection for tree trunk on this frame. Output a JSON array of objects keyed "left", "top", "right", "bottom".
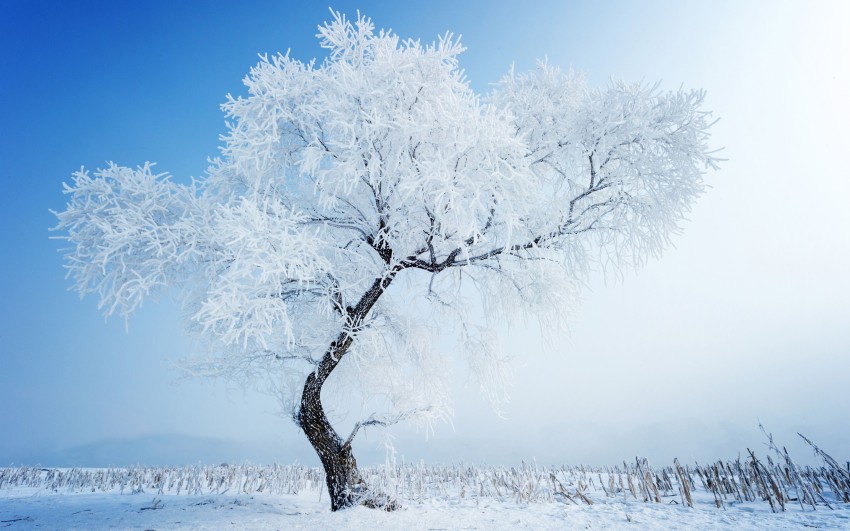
[
  {"left": 296, "top": 269, "right": 403, "bottom": 511},
  {"left": 297, "top": 371, "right": 366, "bottom": 511}
]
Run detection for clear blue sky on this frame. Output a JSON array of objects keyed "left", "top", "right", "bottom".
[{"left": 1, "top": 0, "right": 848, "bottom": 467}]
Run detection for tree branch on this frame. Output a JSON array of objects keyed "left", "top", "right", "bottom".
[{"left": 342, "top": 409, "right": 430, "bottom": 449}]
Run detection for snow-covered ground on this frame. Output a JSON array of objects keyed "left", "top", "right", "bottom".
[
  {"left": 3, "top": 488, "right": 850, "bottom": 530},
  {"left": 4, "top": 457, "right": 850, "bottom": 529}
]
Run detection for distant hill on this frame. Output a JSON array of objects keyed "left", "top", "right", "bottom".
[{"left": 5, "top": 433, "right": 317, "bottom": 468}]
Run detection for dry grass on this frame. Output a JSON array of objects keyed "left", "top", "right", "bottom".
[{"left": 2, "top": 432, "right": 847, "bottom": 512}]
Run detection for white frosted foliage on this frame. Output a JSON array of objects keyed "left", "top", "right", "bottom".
[{"left": 53, "top": 12, "right": 718, "bottom": 436}]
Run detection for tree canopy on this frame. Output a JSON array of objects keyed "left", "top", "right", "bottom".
[{"left": 54, "top": 12, "right": 718, "bottom": 476}]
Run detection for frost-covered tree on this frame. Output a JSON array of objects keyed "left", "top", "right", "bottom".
[{"left": 53, "top": 13, "right": 718, "bottom": 511}]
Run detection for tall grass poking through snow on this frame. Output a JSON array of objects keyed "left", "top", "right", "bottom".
[
  {"left": 0, "top": 464, "right": 324, "bottom": 497},
  {"left": 2, "top": 433, "right": 847, "bottom": 511}
]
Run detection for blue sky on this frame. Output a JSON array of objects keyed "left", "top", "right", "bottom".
[{"left": 1, "top": 0, "right": 848, "bottom": 467}]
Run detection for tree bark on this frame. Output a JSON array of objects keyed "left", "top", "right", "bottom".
[
  {"left": 298, "top": 370, "right": 366, "bottom": 511},
  {"left": 296, "top": 269, "right": 402, "bottom": 511}
]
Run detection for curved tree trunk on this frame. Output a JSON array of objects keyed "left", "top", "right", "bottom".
[
  {"left": 298, "top": 370, "right": 366, "bottom": 510},
  {"left": 296, "top": 269, "right": 402, "bottom": 511}
]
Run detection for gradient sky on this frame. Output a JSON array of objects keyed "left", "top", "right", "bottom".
[{"left": 1, "top": 0, "right": 848, "bottom": 467}]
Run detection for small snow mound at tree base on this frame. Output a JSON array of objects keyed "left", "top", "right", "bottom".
[{"left": 360, "top": 492, "right": 402, "bottom": 511}]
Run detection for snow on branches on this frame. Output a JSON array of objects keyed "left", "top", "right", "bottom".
[{"left": 53, "top": 12, "right": 718, "bottom": 431}]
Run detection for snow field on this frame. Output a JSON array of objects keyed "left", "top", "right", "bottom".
[{"left": 2, "top": 454, "right": 849, "bottom": 530}]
